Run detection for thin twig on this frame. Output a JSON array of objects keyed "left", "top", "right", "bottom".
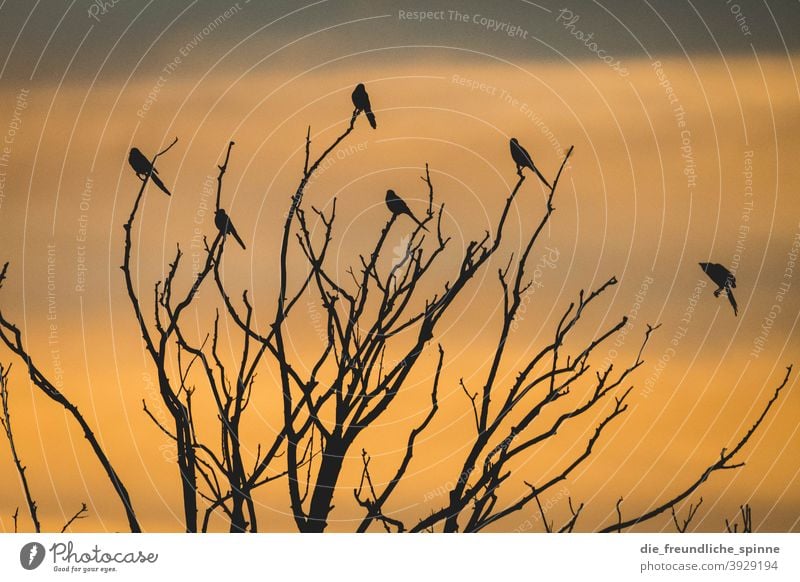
[
  {"left": 671, "top": 497, "right": 703, "bottom": 533},
  {"left": 0, "top": 363, "right": 40, "bottom": 532},
  {"left": 601, "top": 366, "right": 792, "bottom": 532},
  {"left": 60, "top": 503, "right": 88, "bottom": 533}
]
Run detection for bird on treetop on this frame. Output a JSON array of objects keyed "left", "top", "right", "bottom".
[
  {"left": 385, "top": 189, "right": 428, "bottom": 232},
  {"left": 215, "top": 208, "right": 247, "bottom": 250},
  {"left": 128, "top": 148, "right": 172, "bottom": 196},
  {"left": 352, "top": 83, "right": 377, "bottom": 129},
  {"left": 509, "top": 137, "right": 551, "bottom": 189}
]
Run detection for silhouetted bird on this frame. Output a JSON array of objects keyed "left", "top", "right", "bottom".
[
  {"left": 215, "top": 209, "right": 246, "bottom": 250},
  {"left": 352, "top": 83, "right": 377, "bottom": 129},
  {"left": 699, "top": 262, "right": 738, "bottom": 316},
  {"left": 509, "top": 138, "right": 551, "bottom": 189},
  {"left": 128, "top": 148, "right": 172, "bottom": 196},
  {"left": 385, "top": 189, "right": 428, "bottom": 231}
]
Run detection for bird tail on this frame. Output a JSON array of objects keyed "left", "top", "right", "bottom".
[
  {"left": 365, "top": 109, "right": 377, "bottom": 129},
  {"left": 727, "top": 288, "right": 738, "bottom": 316},
  {"left": 232, "top": 230, "right": 247, "bottom": 250},
  {"left": 149, "top": 173, "right": 172, "bottom": 196},
  {"left": 532, "top": 166, "right": 552, "bottom": 190}
]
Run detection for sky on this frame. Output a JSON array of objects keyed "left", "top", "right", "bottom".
[{"left": 0, "top": 0, "right": 798, "bottom": 533}]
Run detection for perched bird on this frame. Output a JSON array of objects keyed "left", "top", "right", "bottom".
[
  {"left": 215, "top": 209, "right": 246, "bottom": 250},
  {"left": 128, "top": 148, "right": 172, "bottom": 196},
  {"left": 699, "top": 262, "right": 738, "bottom": 316},
  {"left": 351, "top": 83, "right": 377, "bottom": 129},
  {"left": 385, "top": 189, "right": 428, "bottom": 231},
  {"left": 509, "top": 138, "right": 551, "bottom": 189}
]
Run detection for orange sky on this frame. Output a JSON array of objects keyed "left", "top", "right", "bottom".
[{"left": 0, "top": 2, "right": 798, "bottom": 533}]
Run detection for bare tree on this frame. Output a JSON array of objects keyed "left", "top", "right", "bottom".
[{"left": 0, "top": 89, "right": 792, "bottom": 533}]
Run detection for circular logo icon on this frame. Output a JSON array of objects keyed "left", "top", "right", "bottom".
[{"left": 19, "top": 542, "right": 46, "bottom": 570}]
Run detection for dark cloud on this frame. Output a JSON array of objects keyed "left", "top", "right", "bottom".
[{"left": 1, "top": 1, "right": 797, "bottom": 84}]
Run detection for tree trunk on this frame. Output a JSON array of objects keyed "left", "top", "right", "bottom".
[{"left": 303, "top": 439, "right": 346, "bottom": 532}]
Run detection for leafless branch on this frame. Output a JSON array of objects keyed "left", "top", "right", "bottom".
[
  {"left": 600, "top": 366, "right": 792, "bottom": 532},
  {"left": 355, "top": 345, "right": 444, "bottom": 532},
  {"left": 0, "top": 305, "right": 140, "bottom": 531},
  {"left": 60, "top": 503, "right": 88, "bottom": 533},
  {"left": 535, "top": 493, "right": 553, "bottom": 533},
  {"left": 558, "top": 497, "right": 584, "bottom": 533},
  {"left": 672, "top": 497, "right": 703, "bottom": 533},
  {"left": 0, "top": 363, "right": 39, "bottom": 532},
  {"left": 726, "top": 504, "right": 753, "bottom": 533}
]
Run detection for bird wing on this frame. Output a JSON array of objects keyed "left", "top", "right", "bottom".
[
  {"left": 386, "top": 192, "right": 403, "bottom": 214},
  {"left": 710, "top": 264, "right": 728, "bottom": 287},
  {"left": 352, "top": 86, "right": 368, "bottom": 110},
  {"left": 727, "top": 288, "right": 738, "bottom": 316},
  {"left": 137, "top": 150, "right": 152, "bottom": 169},
  {"left": 129, "top": 151, "right": 145, "bottom": 174},
  {"left": 511, "top": 141, "right": 532, "bottom": 167},
  {"left": 700, "top": 263, "right": 722, "bottom": 287},
  {"left": 519, "top": 146, "right": 533, "bottom": 167}
]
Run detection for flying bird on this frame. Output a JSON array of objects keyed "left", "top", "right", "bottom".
[
  {"left": 699, "top": 262, "right": 738, "bottom": 316},
  {"left": 509, "top": 138, "right": 551, "bottom": 189},
  {"left": 385, "top": 189, "right": 428, "bottom": 231},
  {"left": 352, "top": 83, "right": 377, "bottom": 129},
  {"left": 215, "top": 209, "right": 246, "bottom": 250},
  {"left": 128, "top": 148, "right": 172, "bottom": 196}
]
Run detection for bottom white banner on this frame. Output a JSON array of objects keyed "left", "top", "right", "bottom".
[{"left": 1, "top": 533, "right": 797, "bottom": 581}]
